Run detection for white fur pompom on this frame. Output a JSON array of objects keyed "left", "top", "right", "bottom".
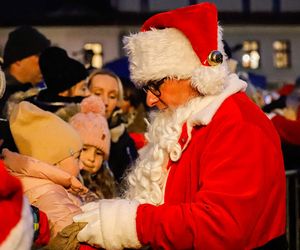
[{"left": 191, "top": 64, "right": 228, "bottom": 95}]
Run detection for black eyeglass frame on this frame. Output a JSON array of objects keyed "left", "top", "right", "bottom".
[{"left": 142, "top": 78, "right": 167, "bottom": 97}]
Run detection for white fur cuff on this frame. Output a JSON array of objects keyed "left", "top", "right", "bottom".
[{"left": 100, "top": 199, "right": 142, "bottom": 250}]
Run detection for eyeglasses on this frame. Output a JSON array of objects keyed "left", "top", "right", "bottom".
[
  {"left": 142, "top": 78, "right": 167, "bottom": 97},
  {"left": 53, "top": 149, "right": 82, "bottom": 166}
]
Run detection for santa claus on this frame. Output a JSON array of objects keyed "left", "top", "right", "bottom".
[{"left": 74, "top": 3, "right": 286, "bottom": 249}]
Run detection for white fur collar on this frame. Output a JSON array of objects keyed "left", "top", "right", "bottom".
[{"left": 189, "top": 73, "right": 247, "bottom": 127}]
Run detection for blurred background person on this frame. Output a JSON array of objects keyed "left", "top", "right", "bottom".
[
  {"left": 32, "top": 46, "right": 90, "bottom": 113},
  {"left": 88, "top": 69, "right": 138, "bottom": 185},
  {"left": 0, "top": 26, "right": 51, "bottom": 152},
  {"left": 266, "top": 77, "right": 300, "bottom": 170},
  {"left": 0, "top": 25, "right": 51, "bottom": 118},
  {"left": 0, "top": 64, "right": 48, "bottom": 250},
  {"left": 121, "top": 78, "right": 147, "bottom": 150}
]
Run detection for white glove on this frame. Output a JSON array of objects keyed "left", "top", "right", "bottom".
[
  {"left": 80, "top": 201, "right": 99, "bottom": 212},
  {"left": 73, "top": 199, "right": 141, "bottom": 250},
  {"left": 73, "top": 206, "right": 103, "bottom": 248}
]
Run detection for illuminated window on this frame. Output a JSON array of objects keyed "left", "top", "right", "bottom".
[
  {"left": 242, "top": 41, "right": 260, "bottom": 69},
  {"left": 273, "top": 40, "right": 290, "bottom": 69},
  {"left": 83, "top": 43, "right": 103, "bottom": 69}
]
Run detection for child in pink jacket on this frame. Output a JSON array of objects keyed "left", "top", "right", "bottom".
[{"left": 3, "top": 101, "right": 88, "bottom": 239}]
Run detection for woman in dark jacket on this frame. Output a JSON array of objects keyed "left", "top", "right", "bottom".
[{"left": 88, "top": 69, "right": 138, "bottom": 186}]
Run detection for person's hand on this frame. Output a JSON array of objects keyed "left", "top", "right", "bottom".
[
  {"left": 73, "top": 199, "right": 141, "bottom": 250},
  {"left": 265, "top": 107, "right": 297, "bottom": 121},
  {"left": 68, "top": 176, "right": 88, "bottom": 195},
  {"left": 282, "top": 107, "right": 297, "bottom": 120}
]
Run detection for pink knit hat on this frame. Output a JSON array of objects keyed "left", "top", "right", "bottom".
[{"left": 70, "top": 95, "right": 110, "bottom": 159}]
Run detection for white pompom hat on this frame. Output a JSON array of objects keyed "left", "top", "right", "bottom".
[{"left": 123, "top": 2, "right": 229, "bottom": 96}]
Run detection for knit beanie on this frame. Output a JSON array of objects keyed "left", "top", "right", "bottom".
[
  {"left": 3, "top": 26, "right": 50, "bottom": 68},
  {"left": 39, "top": 46, "right": 88, "bottom": 94},
  {"left": 70, "top": 95, "right": 110, "bottom": 159},
  {"left": 9, "top": 101, "right": 82, "bottom": 165}
]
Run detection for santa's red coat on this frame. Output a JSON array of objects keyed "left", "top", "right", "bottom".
[{"left": 136, "top": 93, "right": 286, "bottom": 249}]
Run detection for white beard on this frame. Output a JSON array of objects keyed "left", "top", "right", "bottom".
[
  {"left": 123, "top": 97, "right": 210, "bottom": 205},
  {"left": 122, "top": 73, "right": 247, "bottom": 205}
]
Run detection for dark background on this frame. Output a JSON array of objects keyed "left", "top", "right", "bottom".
[{"left": 1, "top": 0, "right": 300, "bottom": 26}]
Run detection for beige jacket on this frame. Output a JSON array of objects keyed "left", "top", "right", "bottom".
[{"left": 3, "top": 149, "right": 87, "bottom": 238}]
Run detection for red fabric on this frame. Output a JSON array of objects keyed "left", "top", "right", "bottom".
[
  {"left": 34, "top": 209, "right": 50, "bottom": 246},
  {"left": 277, "top": 84, "right": 294, "bottom": 96},
  {"left": 271, "top": 115, "right": 300, "bottom": 145},
  {"left": 129, "top": 132, "right": 147, "bottom": 149},
  {"left": 136, "top": 93, "right": 286, "bottom": 249},
  {"left": 79, "top": 244, "right": 98, "bottom": 249},
  {"left": 141, "top": 3, "right": 218, "bottom": 66},
  {"left": 0, "top": 160, "right": 23, "bottom": 244}
]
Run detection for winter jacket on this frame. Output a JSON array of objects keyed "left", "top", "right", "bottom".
[
  {"left": 108, "top": 108, "right": 138, "bottom": 184},
  {"left": 136, "top": 93, "right": 286, "bottom": 249},
  {"left": 0, "top": 69, "right": 39, "bottom": 118},
  {"left": 3, "top": 149, "right": 85, "bottom": 238}
]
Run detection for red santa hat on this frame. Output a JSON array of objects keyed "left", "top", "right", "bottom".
[
  {"left": 0, "top": 160, "right": 33, "bottom": 249},
  {"left": 123, "top": 2, "right": 228, "bottom": 95}
]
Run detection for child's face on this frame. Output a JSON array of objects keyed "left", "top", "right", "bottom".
[
  {"left": 80, "top": 144, "right": 104, "bottom": 174},
  {"left": 56, "top": 151, "right": 81, "bottom": 177}
]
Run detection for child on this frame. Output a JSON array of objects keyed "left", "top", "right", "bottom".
[
  {"left": 3, "top": 101, "right": 88, "bottom": 239},
  {"left": 70, "top": 95, "right": 117, "bottom": 199}
]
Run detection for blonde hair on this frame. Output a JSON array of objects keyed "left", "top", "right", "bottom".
[{"left": 88, "top": 69, "right": 124, "bottom": 104}]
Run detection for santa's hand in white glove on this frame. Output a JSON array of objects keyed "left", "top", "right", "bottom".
[{"left": 73, "top": 199, "right": 142, "bottom": 250}]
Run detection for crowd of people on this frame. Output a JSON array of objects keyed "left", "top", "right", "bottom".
[{"left": 0, "top": 2, "right": 294, "bottom": 250}]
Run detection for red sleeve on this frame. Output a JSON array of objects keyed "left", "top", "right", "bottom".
[
  {"left": 129, "top": 132, "right": 147, "bottom": 149},
  {"left": 136, "top": 107, "right": 286, "bottom": 249},
  {"left": 271, "top": 115, "right": 300, "bottom": 145},
  {"left": 79, "top": 244, "right": 98, "bottom": 249}
]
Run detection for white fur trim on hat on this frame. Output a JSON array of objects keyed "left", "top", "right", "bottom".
[
  {"left": 0, "top": 197, "right": 34, "bottom": 250},
  {"left": 124, "top": 27, "right": 228, "bottom": 96}
]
